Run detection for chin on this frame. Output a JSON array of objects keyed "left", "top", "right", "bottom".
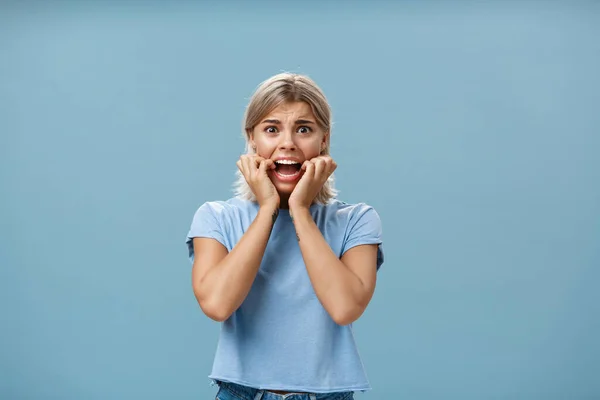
[
  {"left": 274, "top": 182, "right": 296, "bottom": 197},
  {"left": 268, "top": 172, "right": 297, "bottom": 196}
]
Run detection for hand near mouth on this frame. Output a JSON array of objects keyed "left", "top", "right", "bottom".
[
  {"left": 288, "top": 156, "right": 337, "bottom": 211},
  {"left": 237, "top": 154, "right": 280, "bottom": 209}
]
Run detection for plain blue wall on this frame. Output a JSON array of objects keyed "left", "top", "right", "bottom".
[{"left": 1, "top": 1, "right": 599, "bottom": 399}]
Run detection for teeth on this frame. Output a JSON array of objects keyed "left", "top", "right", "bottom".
[
  {"left": 277, "top": 170, "right": 300, "bottom": 176},
  {"left": 275, "top": 159, "right": 299, "bottom": 165}
]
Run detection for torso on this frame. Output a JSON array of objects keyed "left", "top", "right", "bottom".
[{"left": 187, "top": 197, "right": 382, "bottom": 393}]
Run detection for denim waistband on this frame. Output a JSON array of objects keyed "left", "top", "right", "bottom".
[{"left": 215, "top": 380, "right": 354, "bottom": 400}]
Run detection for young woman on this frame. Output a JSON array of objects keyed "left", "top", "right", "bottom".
[{"left": 186, "top": 73, "right": 384, "bottom": 400}]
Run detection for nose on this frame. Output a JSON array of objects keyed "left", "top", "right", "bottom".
[{"left": 278, "top": 129, "right": 297, "bottom": 151}]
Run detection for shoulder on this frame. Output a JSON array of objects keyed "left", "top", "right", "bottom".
[
  {"left": 322, "top": 199, "right": 384, "bottom": 268},
  {"left": 318, "top": 199, "right": 382, "bottom": 223},
  {"left": 192, "top": 197, "right": 258, "bottom": 220},
  {"left": 321, "top": 199, "right": 383, "bottom": 240},
  {"left": 186, "top": 197, "right": 258, "bottom": 252}
]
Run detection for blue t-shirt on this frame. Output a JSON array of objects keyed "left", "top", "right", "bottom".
[{"left": 185, "top": 197, "right": 384, "bottom": 393}]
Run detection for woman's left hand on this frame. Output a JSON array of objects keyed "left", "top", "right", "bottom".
[{"left": 288, "top": 156, "right": 337, "bottom": 210}]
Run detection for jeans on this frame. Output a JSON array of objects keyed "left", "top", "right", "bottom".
[{"left": 214, "top": 380, "right": 355, "bottom": 400}]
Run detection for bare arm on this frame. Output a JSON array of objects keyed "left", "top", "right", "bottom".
[
  {"left": 290, "top": 206, "right": 378, "bottom": 326},
  {"left": 191, "top": 153, "right": 280, "bottom": 322},
  {"left": 191, "top": 205, "right": 278, "bottom": 322}
]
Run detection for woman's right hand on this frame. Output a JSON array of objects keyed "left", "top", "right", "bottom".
[{"left": 236, "top": 155, "right": 280, "bottom": 209}]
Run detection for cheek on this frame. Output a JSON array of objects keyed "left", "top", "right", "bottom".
[
  {"left": 301, "top": 142, "right": 322, "bottom": 158},
  {"left": 258, "top": 136, "right": 282, "bottom": 151},
  {"left": 255, "top": 144, "right": 275, "bottom": 159},
  {"left": 254, "top": 142, "right": 270, "bottom": 152}
]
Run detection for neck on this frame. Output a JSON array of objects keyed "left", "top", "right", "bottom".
[{"left": 278, "top": 195, "right": 290, "bottom": 209}]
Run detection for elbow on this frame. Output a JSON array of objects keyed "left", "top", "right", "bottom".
[
  {"left": 203, "top": 306, "right": 231, "bottom": 322},
  {"left": 330, "top": 304, "right": 365, "bottom": 326},
  {"left": 199, "top": 299, "right": 233, "bottom": 322},
  {"left": 193, "top": 287, "right": 233, "bottom": 322},
  {"left": 332, "top": 314, "right": 355, "bottom": 326}
]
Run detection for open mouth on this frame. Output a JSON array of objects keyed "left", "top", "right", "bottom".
[{"left": 274, "top": 160, "right": 302, "bottom": 180}]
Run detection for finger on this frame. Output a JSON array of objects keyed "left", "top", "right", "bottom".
[
  {"left": 258, "top": 159, "right": 269, "bottom": 176},
  {"left": 242, "top": 155, "right": 254, "bottom": 180},
  {"left": 309, "top": 156, "right": 328, "bottom": 165},
  {"left": 318, "top": 156, "right": 335, "bottom": 175},
  {"left": 252, "top": 157, "right": 268, "bottom": 181},
  {"left": 251, "top": 155, "right": 265, "bottom": 169},
  {"left": 303, "top": 160, "right": 315, "bottom": 178},
  {"left": 329, "top": 159, "right": 337, "bottom": 175},
  {"left": 264, "top": 159, "right": 275, "bottom": 170},
  {"left": 238, "top": 157, "right": 252, "bottom": 183},
  {"left": 315, "top": 156, "right": 335, "bottom": 175},
  {"left": 313, "top": 158, "right": 326, "bottom": 179}
]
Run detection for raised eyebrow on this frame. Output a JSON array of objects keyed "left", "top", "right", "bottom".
[
  {"left": 261, "top": 119, "right": 280, "bottom": 125},
  {"left": 260, "top": 118, "right": 316, "bottom": 125},
  {"left": 295, "top": 119, "right": 316, "bottom": 125}
]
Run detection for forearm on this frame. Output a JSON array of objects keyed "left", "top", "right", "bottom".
[
  {"left": 197, "top": 205, "right": 277, "bottom": 320},
  {"left": 290, "top": 206, "right": 367, "bottom": 324}
]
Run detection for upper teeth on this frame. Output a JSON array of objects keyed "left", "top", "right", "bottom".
[{"left": 275, "top": 160, "right": 299, "bottom": 165}]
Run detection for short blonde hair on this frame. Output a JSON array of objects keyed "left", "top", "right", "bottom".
[{"left": 233, "top": 72, "right": 338, "bottom": 204}]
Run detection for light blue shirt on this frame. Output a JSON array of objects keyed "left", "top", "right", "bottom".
[{"left": 186, "top": 197, "right": 384, "bottom": 393}]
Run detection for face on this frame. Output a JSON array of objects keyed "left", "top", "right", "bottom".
[{"left": 250, "top": 101, "right": 328, "bottom": 197}]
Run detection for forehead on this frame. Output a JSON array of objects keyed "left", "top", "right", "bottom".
[{"left": 262, "top": 101, "right": 315, "bottom": 120}]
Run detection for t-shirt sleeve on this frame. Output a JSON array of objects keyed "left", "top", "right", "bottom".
[
  {"left": 185, "top": 202, "right": 227, "bottom": 263},
  {"left": 341, "top": 204, "right": 384, "bottom": 271}
]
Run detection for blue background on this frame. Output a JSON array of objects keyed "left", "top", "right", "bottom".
[{"left": 1, "top": 1, "right": 599, "bottom": 399}]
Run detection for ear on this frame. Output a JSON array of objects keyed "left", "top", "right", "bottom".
[
  {"left": 247, "top": 130, "right": 256, "bottom": 150},
  {"left": 321, "top": 131, "right": 329, "bottom": 152}
]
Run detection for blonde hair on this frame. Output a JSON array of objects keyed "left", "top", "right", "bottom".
[{"left": 233, "top": 72, "right": 338, "bottom": 204}]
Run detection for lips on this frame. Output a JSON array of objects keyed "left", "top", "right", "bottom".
[{"left": 272, "top": 158, "right": 303, "bottom": 183}]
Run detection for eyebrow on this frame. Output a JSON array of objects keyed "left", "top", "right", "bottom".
[
  {"left": 261, "top": 118, "right": 316, "bottom": 125},
  {"left": 296, "top": 119, "right": 316, "bottom": 125}
]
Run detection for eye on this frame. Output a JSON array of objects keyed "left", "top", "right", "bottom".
[
  {"left": 297, "top": 126, "right": 312, "bottom": 134},
  {"left": 265, "top": 126, "right": 278, "bottom": 134}
]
